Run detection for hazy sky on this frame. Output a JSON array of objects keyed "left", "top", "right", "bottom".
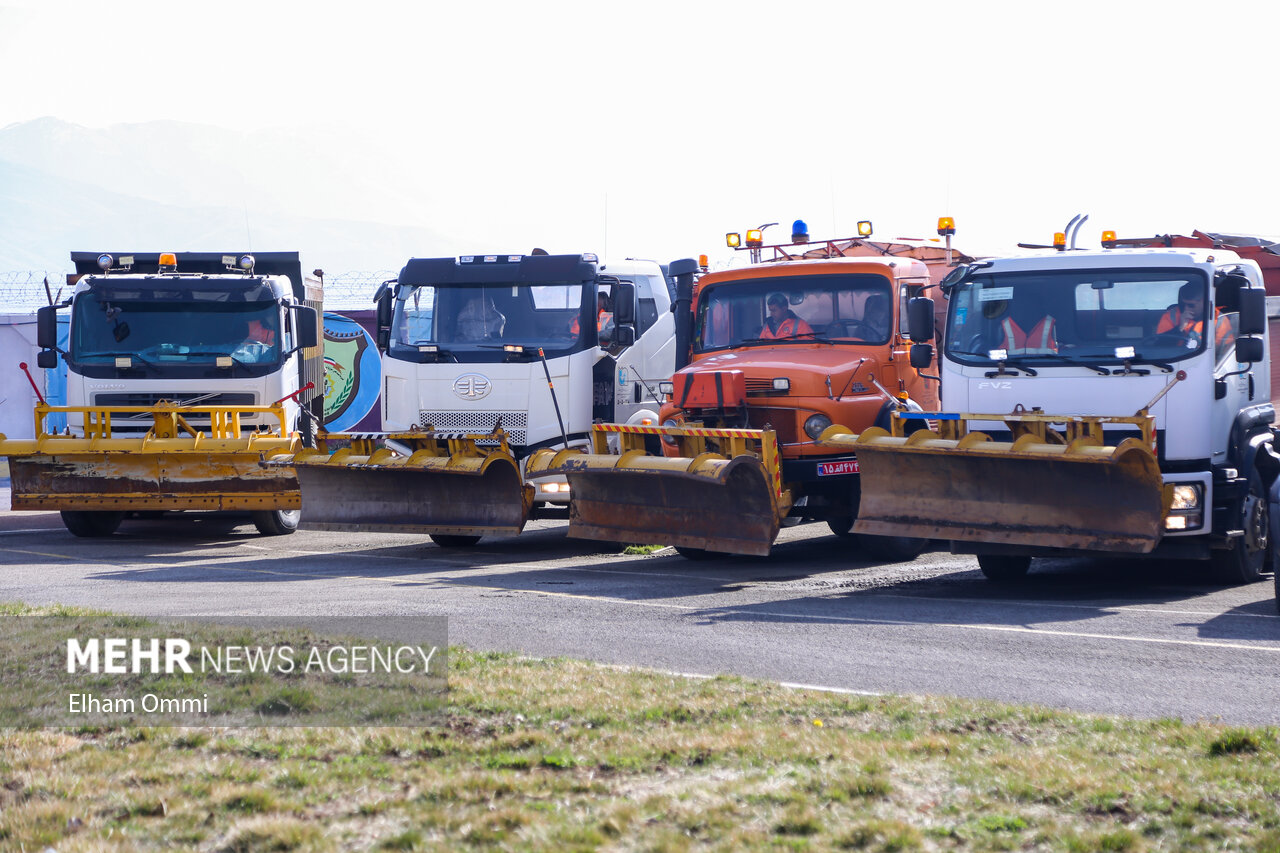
[{"left": 3, "top": 0, "right": 1278, "bottom": 267}]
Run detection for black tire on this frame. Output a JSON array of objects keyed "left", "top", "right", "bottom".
[
  {"left": 430, "top": 534, "right": 482, "bottom": 548},
  {"left": 60, "top": 511, "right": 124, "bottom": 538},
  {"left": 253, "top": 509, "right": 301, "bottom": 536},
  {"left": 826, "top": 516, "right": 856, "bottom": 538},
  {"left": 859, "top": 534, "right": 928, "bottom": 563},
  {"left": 673, "top": 545, "right": 722, "bottom": 561},
  {"left": 1210, "top": 467, "right": 1270, "bottom": 585},
  {"left": 977, "top": 554, "right": 1032, "bottom": 582},
  {"left": 1274, "top": 568, "right": 1279, "bottom": 614}
]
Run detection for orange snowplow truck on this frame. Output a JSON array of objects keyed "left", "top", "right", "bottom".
[{"left": 528, "top": 223, "right": 942, "bottom": 559}]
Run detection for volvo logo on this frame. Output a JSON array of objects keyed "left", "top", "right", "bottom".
[{"left": 452, "top": 373, "right": 492, "bottom": 400}]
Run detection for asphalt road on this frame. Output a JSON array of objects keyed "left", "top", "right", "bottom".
[{"left": 2, "top": 486, "right": 1278, "bottom": 724}]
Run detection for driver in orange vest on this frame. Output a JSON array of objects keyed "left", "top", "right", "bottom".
[
  {"left": 570, "top": 292, "right": 613, "bottom": 338},
  {"left": 759, "top": 292, "right": 813, "bottom": 340},
  {"left": 1156, "top": 283, "right": 1231, "bottom": 347}
]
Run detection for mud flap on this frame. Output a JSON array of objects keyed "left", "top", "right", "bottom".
[
  {"left": 293, "top": 453, "right": 533, "bottom": 537},
  {"left": 852, "top": 431, "right": 1167, "bottom": 553}
]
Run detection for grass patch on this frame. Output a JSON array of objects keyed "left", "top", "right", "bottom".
[
  {"left": 2, "top": 603, "right": 1280, "bottom": 851},
  {"left": 622, "top": 544, "right": 667, "bottom": 555}
]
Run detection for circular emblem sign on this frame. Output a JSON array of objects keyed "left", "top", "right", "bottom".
[{"left": 452, "top": 373, "right": 492, "bottom": 400}]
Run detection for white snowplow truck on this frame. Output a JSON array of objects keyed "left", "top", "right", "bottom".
[
  {"left": 288, "top": 251, "right": 683, "bottom": 546},
  {"left": 0, "top": 251, "right": 322, "bottom": 537},
  {"left": 832, "top": 247, "right": 1280, "bottom": 585}
]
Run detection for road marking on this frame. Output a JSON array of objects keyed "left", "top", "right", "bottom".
[
  {"left": 870, "top": 592, "right": 1280, "bottom": 620},
  {"left": 461, "top": 583, "right": 1280, "bottom": 654}
]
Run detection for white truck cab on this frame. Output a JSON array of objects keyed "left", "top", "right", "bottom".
[{"left": 375, "top": 252, "right": 678, "bottom": 505}]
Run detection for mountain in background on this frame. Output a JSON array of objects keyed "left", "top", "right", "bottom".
[{"left": 0, "top": 117, "right": 464, "bottom": 278}]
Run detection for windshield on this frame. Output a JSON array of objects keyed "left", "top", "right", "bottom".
[
  {"left": 390, "top": 281, "right": 604, "bottom": 360},
  {"left": 69, "top": 292, "right": 283, "bottom": 367},
  {"left": 945, "top": 268, "right": 1225, "bottom": 366},
  {"left": 695, "top": 273, "right": 893, "bottom": 352}
]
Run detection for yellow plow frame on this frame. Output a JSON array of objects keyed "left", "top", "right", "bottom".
[
  {"left": 822, "top": 410, "right": 1171, "bottom": 554},
  {"left": 0, "top": 402, "right": 300, "bottom": 512},
  {"left": 284, "top": 429, "right": 534, "bottom": 538},
  {"left": 526, "top": 423, "right": 792, "bottom": 556}
]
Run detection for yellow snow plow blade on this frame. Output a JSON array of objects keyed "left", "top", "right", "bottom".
[
  {"left": 822, "top": 412, "right": 1170, "bottom": 554},
  {"left": 526, "top": 424, "right": 791, "bottom": 556},
  {"left": 284, "top": 430, "right": 534, "bottom": 537},
  {"left": 0, "top": 402, "right": 300, "bottom": 511}
]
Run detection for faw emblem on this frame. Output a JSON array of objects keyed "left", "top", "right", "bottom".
[{"left": 452, "top": 373, "right": 491, "bottom": 400}]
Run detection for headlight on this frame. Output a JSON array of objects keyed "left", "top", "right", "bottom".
[
  {"left": 804, "top": 413, "right": 833, "bottom": 440},
  {"left": 659, "top": 380, "right": 674, "bottom": 396},
  {"left": 661, "top": 418, "right": 681, "bottom": 446},
  {"left": 772, "top": 377, "right": 790, "bottom": 392},
  {"left": 1170, "top": 484, "right": 1202, "bottom": 511}
]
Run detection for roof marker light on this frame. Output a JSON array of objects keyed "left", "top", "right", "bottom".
[
  {"left": 238, "top": 254, "right": 255, "bottom": 271},
  {"left": 582, "top": 252, "right": 599, "bottom": 262},
  {"left": 857, "top": 220, "right": 874, "bottom": 238},
  {"left": 726, "top": 232, "right": 741, "bottom": 248}
]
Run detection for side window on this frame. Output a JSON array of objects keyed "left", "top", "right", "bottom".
[
  {"left": 636, "top": 275, "right": 659, "bottom": 335},
  {"left": 1215, "top": 312, "right": 1238, "bottom": 367}
]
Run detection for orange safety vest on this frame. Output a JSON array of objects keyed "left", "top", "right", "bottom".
[
  {"left": 759, "top": 315, "right": 813, "bottom": 340},
  {"left": 998, "top": 316, "right": 1057, "bottom": 354},
  {"left": 1156, "top": 306, "right": 1230, "bottom": 346},
  {"left": 570, "top": 309, "right": 613, "bottom": 336}
]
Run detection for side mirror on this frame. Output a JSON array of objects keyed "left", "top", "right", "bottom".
[
  {"left": 907, "top": 296, "right": 935, "bottom": 342},
  {"left": 36, "top": 349, "right": 59, "bottom": 369},
  {"left": 37, "top": 305, "right": 59, "bottom": 349},
  {"left": 613, "top": 324, "right": 636, "bottom": 347},
  {"left": 375, "top": 286, "right": 394, "bottom": 351},
  {"left": 612, "top": 281, "right": 637, "bottom": 326},
  {"left": 295, "top": 306, "right": 319, "bottom": 349},
  {"left": 1238, "top": 287, "right": 1266, "bottom": 336},
  {"left": 910, "top": 343, "right": 934, "bottom": 369},
  {"left": 1236, "top": 335, "right": 1264, "bottom": 364}
]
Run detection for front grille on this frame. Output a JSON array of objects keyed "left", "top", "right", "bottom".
[
  {"left": 92, "top": 392, "right": 263, "bottom": 435},
  {"left": 745, "top": 378, "right": 786, "bottom": 395},
  {"left": 419, "top": 411, "right": 528, "bottom": 446}
]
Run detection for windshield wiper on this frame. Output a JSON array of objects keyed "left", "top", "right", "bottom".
[
  {"left": 1119, "top": 356, "right": 1174, "bottom": 374},
  {"left": 1017, "top": 353, "right": 1112, "bottom": 375},
  {"left": 984, "top": 361, "right": 1038, "bottom": 378},
  {"left": 738, "top": 333, "right": 833, "bottom": 346},
  {"left": 78, "top": 351, "right": 160, "bottom": 373}
]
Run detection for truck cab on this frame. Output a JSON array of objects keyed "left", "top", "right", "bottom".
[
  {"left": 39, "top": 252, "right": 323, "bottom": 440},
  {"left": 924, "top": 247, "right": 1274, "bottom": 581},
  {"left": 376, "top": 252, "right": 677, "bottom": 506}
]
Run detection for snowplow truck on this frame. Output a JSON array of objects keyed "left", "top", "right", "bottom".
[
  {"left": 0, "top": 251, "right": 322, "bottom": 537},
  {"left": 288, "top": 252, "right": 681, "bottom": 546},
  {"left": 527, "top": 237, "right": 940, "bottom": 559},
  {"left": 833, "top": 247, "right": 1279, "bottom": 584}
]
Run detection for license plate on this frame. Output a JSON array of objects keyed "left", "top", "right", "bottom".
[{"left": 817, "top": 460, "right": 858, "bottom": 476}]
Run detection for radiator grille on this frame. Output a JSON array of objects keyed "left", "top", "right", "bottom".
[
  {"left": 418, "top": 411, "right": 528, "bottom": 446},
  {"left": 91, "top": 392, "right": 262, "bottom": 434}
]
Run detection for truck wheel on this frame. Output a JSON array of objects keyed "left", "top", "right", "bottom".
[
  {"left": 977, "top": 554, "right": 1031, "bottom": 582},
  {"left": 826, "top": 516, "right": 856, "bottom": 538},
  {"left": 859, "top": 534, "right": 927, "bottom": 563},
  {"left": 253, "top": 510, "right": 300, "bottom": 536},
  {"left": 60, "top": 511, "right": 124, "bottom": 538},
  {"left": 430, "top": 534, "right": 482, "bottom": 548},
  {"left": 1210, "top": 468, "right": 1270, "bottom": 584}
]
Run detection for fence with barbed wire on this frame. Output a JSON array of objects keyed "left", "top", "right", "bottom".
[{"left": 0, "top": 270, "right": 398, "bottom": 312}]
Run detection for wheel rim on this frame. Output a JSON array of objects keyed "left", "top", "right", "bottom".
[
  {"left": 278, "top": 510, "right": 301, "bottom": 526},
  {"left": 1244, "top": 492, "right": 1268, "bottom": 555}
]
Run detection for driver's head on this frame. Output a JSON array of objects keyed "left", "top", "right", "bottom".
[
  {"left": 767, "top": 292, "right": 788, "bottom": 318},
  {"left": 1177, "top": 283, "right": 1204, "bottom": 321}
]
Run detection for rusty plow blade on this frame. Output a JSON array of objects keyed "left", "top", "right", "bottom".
[
  {"left": 3, "top": 435, "right": 301, "bottom": 512},
  {"left": 850, "top": 427, "right": 1167, "bottom": 553},
  {"left": 288, "top": 434, "right": 534, "bottom": 537},
  {"left": 532, "top": 449, "right": 783, "bottom": 556}
]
